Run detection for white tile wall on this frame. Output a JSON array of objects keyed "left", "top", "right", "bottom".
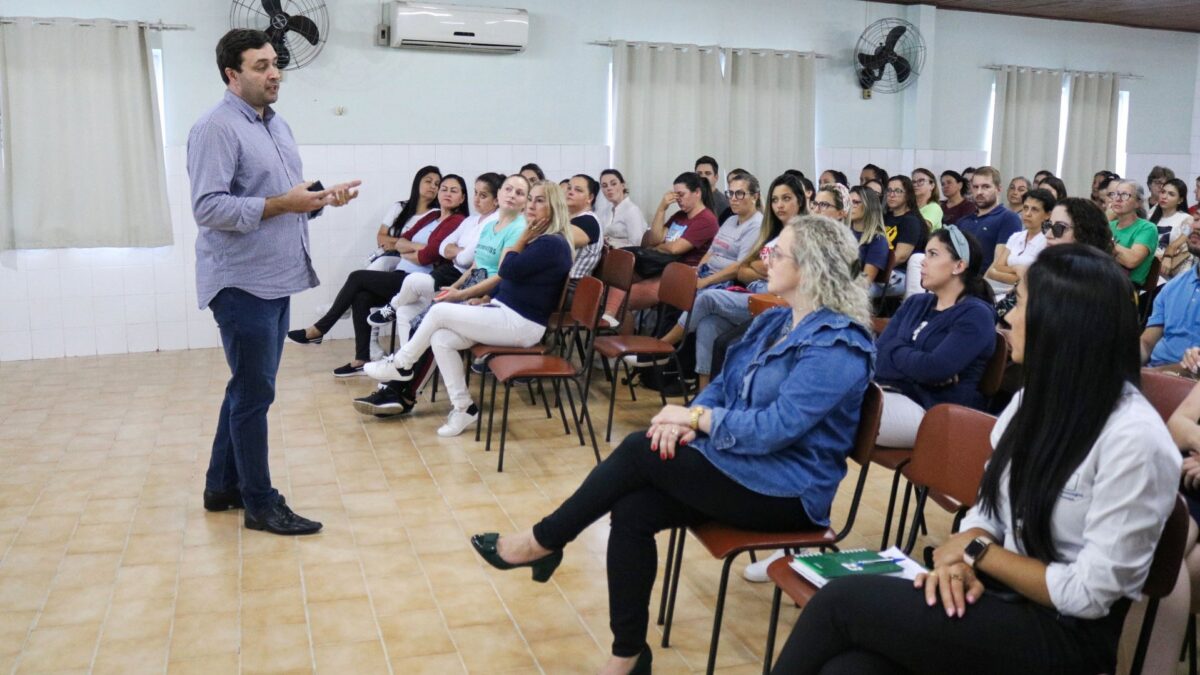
[
  {"left": 0, "top": 143, "right": 610, "bottom": 362},
  {"left": 816, "top": 148, "right": 989, "bottom": 181}
]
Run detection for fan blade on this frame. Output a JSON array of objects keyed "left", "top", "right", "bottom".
[
  {"left": 286, "top": 14, "right": 320, "bottom": 45},
  {"left": 261, "top": 0, "right": 283, "bottom": 17},
  {"left": 273, "top": 39, "right": 292, "bottom": 69},
  {"left": 892, "top": 55, "right": 913, "bottom": 83},
  {"left": 858, "top": 52, "right": 888, "bottom": 73},
  {"left": 859, "top": 70, "right": 879, "bottom": 90},
  {"left": 883, "top": 25, "right": 907, "bottom": 51}
]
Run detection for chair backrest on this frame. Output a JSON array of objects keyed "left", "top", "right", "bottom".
[
  {"left": 599, "top": 248, "right": 636, "bottom": 293},
  {"left": 1140, "top": 369, "right": 1196, "bottom": 424},
  {"left": 877, "top": 247, "right": 897, "bottom": 286},
  {"left": 978, "top": 331, "right": 1010, "bottom": 397},
  {"left": 749, "top": 293, "right": 788, "bottom": 317},
  {"left": 871, "top": 316, "right": 890, "bottom": 335},
  {"left": 1140, "top": 256, "right": 1163, "bottom": 293},
  {"left": 569, "top": 276, "right": 606, "bottom": 330},
  {"left": 849, "top": 383, "right": 885, "bottom": 467},
  {"left": 1143, "top": 495, "right": 1188, "bottom": 598},
  {"left": 658, "top": 262, "right": 699, "bottom": 313},
  {"left": 904, "top": 404, "right": 997, "bottom": 509}
]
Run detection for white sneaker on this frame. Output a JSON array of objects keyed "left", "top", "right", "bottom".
[
  {"left": 742, "top": 549, "right": 786, "bottom": 583},
  {"left": 365, "top": 355, "right": 405, "bottom": 382},
  {"left": 369, "top": 326, "right": 384, "bottom": 361},
  {"left": 622, "top": 354, "right": 670, "bottom": 368},
  {"left": 437, "top": 406, "right": 479, "bottom": 437}
]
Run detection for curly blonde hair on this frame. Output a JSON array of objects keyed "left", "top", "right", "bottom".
[
  {"left": 786, "top": 214, "right": 872, "bottom": 328},
  {"left": 530, "top": 180, "right": 575, "bottom": 260}
]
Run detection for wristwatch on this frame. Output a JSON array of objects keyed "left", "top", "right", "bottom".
[
  {"left": 963, "top": 536, "right": 992, "bottom": 568},
  {"left": 689, "top": 406, "right": 706, "bottom": 430}
]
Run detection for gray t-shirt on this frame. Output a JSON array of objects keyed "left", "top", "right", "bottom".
[{"left": 706, "top": 212, "right": 763, "bottom": 271}]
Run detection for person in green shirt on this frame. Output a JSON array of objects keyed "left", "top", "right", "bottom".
[
  {"left": 1108, "top": 180, "right": 1158, "bottom": 285},
  {"left": 913, "top": 167, "right": 944, "bottom": 232}
]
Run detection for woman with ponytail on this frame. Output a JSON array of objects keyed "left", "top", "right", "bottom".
[
  {"left": 873, "top": 226, "right": 997, "bottom": 447},
  {"left": 642, "top": 172, "right": 719, "bottom": 268}
]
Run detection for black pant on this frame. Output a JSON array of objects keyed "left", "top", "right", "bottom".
[
  {"left": 771, "top": 575, "right": 1128, "bottom": 675},
  {"left": 313, "top": 269, "right": 407, "bottom": 361},
  {"left": 532, "top": 432, "right": 814, "bottom": 657}
]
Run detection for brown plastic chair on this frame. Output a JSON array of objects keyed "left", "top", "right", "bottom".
[
  {"left": 656, "top": 384, "right": 884, "bottom": 675},
  {"left": 593, "top": 262, "right": 698, "bottom": 441},
  {"left": 748, "top": 293, "right": 788, "bottom": 317},
  {"left": 484, "top": 276, "right": 606, "bottom": 472},
  {"left": 1141, "top": 369, "right": 1196, "bottom": 424},
  {"left": 1130, "top": 494, "right": 1188, "bottom": 675}
]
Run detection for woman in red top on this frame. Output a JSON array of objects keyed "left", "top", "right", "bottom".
[
  {"left": 643, "top": 172, "right": 720, "bottom": 268},
  {"left": 288, "top": 175, "right": 470, "bottom": 376}
]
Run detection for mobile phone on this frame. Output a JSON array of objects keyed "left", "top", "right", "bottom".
[{"left": 307, "top": 180, "right": 325, "bottom": 217}]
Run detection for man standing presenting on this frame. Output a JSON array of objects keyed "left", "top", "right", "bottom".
[
  {"left": 955, "top": 166, "right": 1022, "bottom": 272},
  {"left": 188, "top": 29, "right": 360, "bottom": 535}
]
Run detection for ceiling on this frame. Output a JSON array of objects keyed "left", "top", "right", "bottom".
[{"left": 878, "top": 1, "right": 1200, "bottom": 34}]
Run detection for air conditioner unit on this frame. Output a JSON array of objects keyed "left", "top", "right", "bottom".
[{"left": 377, "top": 2, "right": 528, "bottom": 54}]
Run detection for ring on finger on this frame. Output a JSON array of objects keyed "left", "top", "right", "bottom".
[{"left": 950, "top": 574, "right": 963, "bottom": 580}]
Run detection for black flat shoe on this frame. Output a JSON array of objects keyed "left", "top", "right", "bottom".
[
  {"left": 245, "top": 502, "right": 322, "bottom": 535},
  {"left": 287, "top": 329, "right": 322, "bottom": 345},
  {"left": 630, "top": 646, "right": 652, "bottom": 675},
  {"left": 203, "top": 488, "right": 243, "bottom": 512},
  {"left": 471, "top": 532, "right": 562, "bottom": 583}
]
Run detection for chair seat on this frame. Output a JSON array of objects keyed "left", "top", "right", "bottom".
[
  {"left": 628, "top": 278, "right": 661, "bottom": 312},
  {"left": 487, "top": 354, "right": 577, "bottom": 381},
  {"left": 594, "top": 335, "right": 674, "bottom": 358},
  {"left": 469, "top": 343, "right": 550, "bottom": 360},
  {"left": 871, "top": 447, "right": 912, "bottom": 471},
  {"left": 690, "top": 522, "right": 837, "bottom": 559},
  {"left": 767, "top": 555, "right": 819, "bottom": 607}
]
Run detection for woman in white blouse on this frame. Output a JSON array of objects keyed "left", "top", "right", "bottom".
[
  {"left": 772, "top": 244, "right": 1181, "bottom": 675},
  {"left": 985, "top": 188, "right": 1053, "bottom": 296},
  {"left": 1158, "top": 177, "right": 1197, "bottom": 280},
  {"left": 599, "top": 169, "right": 648, "bottom": 249}
]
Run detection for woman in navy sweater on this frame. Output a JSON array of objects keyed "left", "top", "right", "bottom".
[
  {"left": 875, "top": 226, "right": 997, "bottom": 447},
  {"left": 384, "top": 181, "right": 574, "bottom": 437}
]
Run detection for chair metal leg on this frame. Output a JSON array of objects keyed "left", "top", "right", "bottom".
[
  {"left": 669, "top": 352, "right": 691, "bottom": 405},
  {"left": 605, "top": 364, "right": 620, "bottom": 442},
  {"left": 657, "top": 528, "right": 678, "bottom": 626},
  {"left": 894, "top": 480, "right": 914, "bottom": 552},
  {"left": 497, "top": 383, "right": 513, "bottom": 472},
  {"left": 527, "top": 380, "right": 538, "bottom": 407},
  {"left": 763, "top": 586, "right": 783, "bottom": 675},
  {"left": 475, "top": 365, "right": 488, "bottom": 442},
  {"left": 430, "top": 369, "right": 439, "bottom": 402},
  {"left": 537, "top": 380, "right": 552, "bottom": 418},
  {"left": 662, "top": 530, "right": 686, "bottom": 648},
  {"left": 562, "top": 378, "right": 585, "bottom": 447},
  {"left": 552, "top": 379, "right": 570, "bottom": 435},
  {"left": 621, "top": 358, "right": 638, "bottom": 402},
  {"left": 1131, "top": 597, "right": 1161, "bottom": 675},
  {"left": 880, "top": 467, "right": 905, "bottom": 549},
  {"left": 902, "top": 488, "right": 929, "bottom": 556},
  {"left": 574, "top": 377, "right": 601, "bottom": 464},
  {"left": 705, "top": 556, "right": 738, "bottom": 675},
  {"left": 485, "top": 376, "right": 499, "bottom": 453},
  {"left": 1188, "top": 613, "right": 1197, "bottom": 675}
]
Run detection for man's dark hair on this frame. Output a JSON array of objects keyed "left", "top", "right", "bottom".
[
  {"left": 695, "top": 155, "right": 719, "bottom": 174},
  {"left": 216, "top": 29, "right": 272, "bottom": 85}
]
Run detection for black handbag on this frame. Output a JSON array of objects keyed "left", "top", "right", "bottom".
[{"left": 623, "top": 246, "right": 679, "bottom": 278}]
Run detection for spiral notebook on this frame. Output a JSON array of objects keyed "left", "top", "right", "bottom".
[{"left": 788, "top": 546, "right": 925, "bottom": 588}]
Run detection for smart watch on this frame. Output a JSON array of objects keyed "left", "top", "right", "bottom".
[{"left": 963, "top": 536, "right": 992, "bottom": 568}]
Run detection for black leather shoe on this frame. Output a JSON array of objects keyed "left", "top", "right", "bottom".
[
  {"left": 245, "top": 502, "right": 322, "bottom": 535},
  {"left": 286, "top": 329, "right": 322, "bottom": 345},
  {"left": 203, "top": 489, "right": 243, "bottom": 512},
  {"left": 470, "top": 532, "right": 563, "bottom": 583}
]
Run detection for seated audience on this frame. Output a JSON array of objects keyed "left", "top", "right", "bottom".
[
  {"left": 1192, "top": 176, "right": 1200, "bottom": 217},
  {"left": 939, "top": 169, "right": 977, "bottom": 225},
  {"left": 1147, "top": 165, "right": 1176, "bottom": 221},
  {"left": 875, "top": 226, "right": 996, "bottom": 447},
  {"left": 1005, "top": 176, "right": 1029, "bottom": 211},
  {"left": 772, "top": 244, "right": 1179, "bottom": 675},
  {"left": 287, "top": 174, "right": 469, "bottom": 376},
  {"left": 962, "top": 166, "right": 977, "bottom": 186},
  {"left": 639, "top": 172, "right": 719, "bottom": 269},
  {"left": 865, "top": 178, "right": 884, "bottom": 195},
  {"left": 696, "top": 155, "right": 730, "bottom": 221},
  {"left": 985, "top": 188, "right": 1053, "bottom": 295},
  {"left": 368, "top": 165, "right": 441, "bottom": 271},
  {"left": 860, "top": 163, "right": 888, "bottom": 187},
  {"left": 848, "top": 186, "right": 890, "bottom": 291},
  {"left": 1141, "top": 225, "right": 1200, "bottom": 369},
  {"left": 1109, "top": 180, "right": 1158, "bottom": 287},
  {"left": 1032, "top": 168, "right": 1054, "bottom": 185},
  {"left": 1037, "top": 175, "right": 1067, "bottom": 200},
  {"left": 1154, "top": 177, "right": 1195, "bottom": 279},
  {"left": 1092, "top": 170, "right": 1119, "bottom": 209},
  {"left": 883, "top": 175, "right": 928, "bottom": 298},
  {"left": 820, "top": 169, "right": 849, "bottom": 187},
  {"left": 520, "top": 162, "right": 545, "bottom": 183},
  {"left": 599, "top": 169, "right": 648, "bottom": 250},
  {"left": 1099, "top": 174, "right": 1122, "bottom": 221},
  {"left": 367, "top": 180, "right": 572, "bottom": 437},
  {"left": 1043, "top": 197, "right": 1116, "bottom": 254},
  {"left": 913, "top": 168, "right": 943, "bottom": 232},
  {"left": 566, "top": 174, "right": 604, "bottom": 283},
  {"left": 956, "top": 166, "right": 1023, "bottom": 272},
  {"left": 470, "top": 215, "right": 875, "bottom": 675}
]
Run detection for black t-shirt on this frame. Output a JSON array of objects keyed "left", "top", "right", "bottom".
[
  {"left": 571, "top": 213, "right": 601, "bottom": 243},
  {"left": 885, "top": 211, "right": 927, "bottom": 253}
]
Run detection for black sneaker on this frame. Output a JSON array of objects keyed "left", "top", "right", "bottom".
[
  {"left": 470, "top": 358, "right": 491, "bottom": 375},
  {"left": 287, "top": 329, "right": 322, "bottom": 345},
  {"left": 367, "top": 305, "right": 396, "bottom": 327},
  {"left": 352, "top": 385, "right": 414, "bottom": 416},
  {"left": 333, "top": 363, "right": 365, "bottom": 378}
]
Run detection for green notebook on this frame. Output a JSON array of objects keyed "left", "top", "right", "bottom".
[{"left": 789, "top": 548, "right": 904, "bottom": 588}]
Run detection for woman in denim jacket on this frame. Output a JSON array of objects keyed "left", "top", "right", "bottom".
[{"left": 470, "top": 215, "right": 876, "bottom": 675}]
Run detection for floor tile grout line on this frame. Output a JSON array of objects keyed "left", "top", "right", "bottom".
[{"left": 283, "top": 378, "right": 323, "bottom": 674}]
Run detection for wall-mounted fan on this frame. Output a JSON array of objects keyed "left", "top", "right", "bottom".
[
  {"left": 854, "top": 18, "right": 926, "bottom": 96},
  {"left": 230, "top": 0, "right": 328, "bottom": 70}
]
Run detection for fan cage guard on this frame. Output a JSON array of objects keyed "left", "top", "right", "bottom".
[
  {"left": 854, "top": 18, "right": 926, "bottom": 94},
  {"left": 229, "top": 0, "right": 329, "bottom": 71}
]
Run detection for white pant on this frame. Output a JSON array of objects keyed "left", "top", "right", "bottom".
[
  {"left": 386, "top": 273, "right": 437, "bottom": 354},
  {"left": 876, "top": 390, "right": 927, "bottom": 448},
  {"left": 903, "top": 253, "right": 927, "bottom": 299},
  {"left": 396, "top": 300, "right": 546, "bottom": 411},
  {"left": 366, "top": 254, "right": 402, "bottom": 272}
]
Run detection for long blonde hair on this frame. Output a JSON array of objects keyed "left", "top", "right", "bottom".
[
  {"left": 849, "top": 186, "right": 887, "bottom": 248},
  {"left": 531, "top": 180, "right": 575, "bottom": 260},
  {"left": 786, "top": 215, "right": 872, "bottom": 328}
]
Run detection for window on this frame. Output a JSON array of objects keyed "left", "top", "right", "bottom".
[
  {"left": 153, "top": 48, "right": 166, "bottom": 147},
  {"left": 1115, "top": 90, "right": 1130, "bottom": 177}
]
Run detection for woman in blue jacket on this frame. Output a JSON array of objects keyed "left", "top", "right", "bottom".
[
  {"left": 469, "top": 215, "right": 876, "bottom": 675},
  {"left": 875, "top": 225, "right": 997, "bottom": 447}
]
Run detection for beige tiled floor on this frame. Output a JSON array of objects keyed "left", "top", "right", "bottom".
[{"left": 0, "top": 339, "right": 952, "bottom": 674}]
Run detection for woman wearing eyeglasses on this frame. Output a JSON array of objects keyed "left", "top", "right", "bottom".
[
  {"left": 986, "top": 188, "right": 1054, "bottom": 297},
  {"left": 1109, "top": 180, "right": 1159, "bottom": 286},
  {"left": 885, "top": 175, "right": 930, "bottom": 299},
  {"left": 913, "top": 168, "right": 943, "bottom": 233},
  {"left": 874, "top": 226, "right": 997, "bottom": 448}
]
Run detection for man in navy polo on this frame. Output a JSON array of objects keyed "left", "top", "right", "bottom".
[{"left": 955, "top": 166, "right": 1022, "bottom": 272}]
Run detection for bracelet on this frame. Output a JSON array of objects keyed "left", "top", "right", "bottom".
[{"left": 689, "top": 406, "right": 706, "bottom": 431}]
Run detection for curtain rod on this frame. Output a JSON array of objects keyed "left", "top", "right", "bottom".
[
  {"left": 983, "top": 64, "right": 1142, "bottom": 79},
  {"left": 589, "top": 40, "right": 829, "bottom": 59},
  {"left": 0, "top": 18, "right": 192, "bottom": 31}
]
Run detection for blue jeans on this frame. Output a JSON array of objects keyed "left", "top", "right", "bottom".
[
  {"left": 690, "top": 289, "right": 753, "bottom": 374},
  {"left": 206, "top": 287, "right": 288, "bottom": 515}
]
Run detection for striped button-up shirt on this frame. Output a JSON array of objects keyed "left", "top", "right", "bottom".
[{"left": 187, "top": 90, "right": 319, "bottom": 309}]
